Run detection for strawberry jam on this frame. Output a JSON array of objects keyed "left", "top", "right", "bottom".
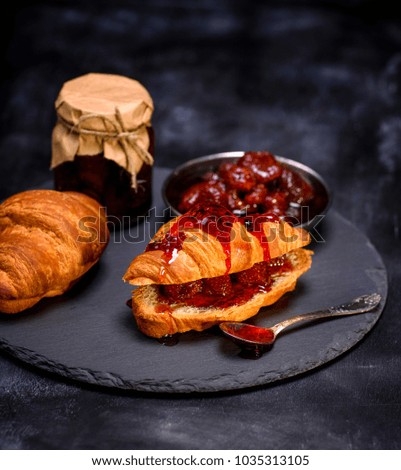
[
  {"left": 241, "top": 213, "right": 280, "bottom": 261},
  {"left": 146, "top": 205, "right": 236, "bottom": 273},
  {"left": 178, "top": 151, "right": 315, "bottom": 222},
  {"left": 145, "top": 204, "right": 282, "bottom": 278},
  {"left": 225, "top": 324, "right": 275, "bottom": 344},
  {"left": 159, "top": 256, "right": 291, "bottom": 309},
  {"left": 146, "top": 228, "right": 186, "bottom": 265}
]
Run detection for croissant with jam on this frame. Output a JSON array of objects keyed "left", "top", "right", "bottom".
[
  {"left": 0, "top": 190, "right": 109, "bottom": 314},
  {"left": 123, "top": 204, "right": 312, "bottom": 338}
]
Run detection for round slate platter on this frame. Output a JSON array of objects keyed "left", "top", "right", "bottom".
[{"left": 0, "top": 168, "right": 388, "bottom": 393}]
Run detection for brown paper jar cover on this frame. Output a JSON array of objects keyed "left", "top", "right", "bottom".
[{"left": 51, "top": 73, "right": 154, "bottom": 223}]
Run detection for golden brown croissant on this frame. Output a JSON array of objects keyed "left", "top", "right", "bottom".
[
  {"left": 0, "top": 190, "right": 109, "bottom": 314},
  {"left": 124, "top": 205, "right": 312, "bottom": 338}
]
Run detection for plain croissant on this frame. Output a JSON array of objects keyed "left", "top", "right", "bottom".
[
  {"left": 0, "top": 190, "right": 109, "bottom": 314},
  {"left": 124, "top": 205, "right": 312, "bottom": 338}
]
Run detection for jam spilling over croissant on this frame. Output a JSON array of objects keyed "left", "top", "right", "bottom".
[
  {"left": 124, "top": 200, "right": 312, "bottom": 338},
  {"left": 144, "top": 204, "right": 292, "bottom": 308},
  {"left": 158, "top": 257, "right": 292, "bottom": 309},
  {"left": 146, "top": 204, "right": 280, "bottom": 273},
  {"left": 146, "top": 205, "right": 235, "bottom": 272},
  {"left": 178, "top": 151, "right": 314, "bottom": 220}
]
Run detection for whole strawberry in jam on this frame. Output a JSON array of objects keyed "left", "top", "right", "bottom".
[
  {"left": 266, "top": 256, "right": 291, "bottom": 274},
  {"left": 280, "top": 168, "right": 314, "bottom": 204},
  {"left": 219, "top": 162, "right": 256, "bottom": 192},
  {"left": 202, "top": 171, "right": 220, "bottom": 182},
  {"left": 235, "top": 261, "right": 271, "bottom": 286},
  {"left": 227, "top": 189, "right": 246, "bottom": 211},
  {"left": 238, "top": 151, "right": 282, "bottom": 183},
  {"left": 163, "top": 279, "right": 203, "bottom": 302},
  {"left": 262, "top": 191, "right": 289, "bottom": 214},
  {"left": 178, "top": 180, "right": 228, "bottom": 213},
  {"left": 203, "top": 274, "right": 233, "bottom": 296},
  {"left": 244, "top": 184, "right": 268, "bottom": 207},
  {"left": 176, "top": 150, "right": 316, "bottom": 222}
]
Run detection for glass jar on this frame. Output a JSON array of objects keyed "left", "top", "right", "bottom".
[{"left": 51, "top": 73, "right": 154, "bottom": 225}]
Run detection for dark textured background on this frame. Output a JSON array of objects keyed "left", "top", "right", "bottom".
[{"left": 1, "top": 0, "right": 400, "bottom": 449}]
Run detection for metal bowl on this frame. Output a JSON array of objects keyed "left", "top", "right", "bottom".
[{"left": 162, "top": 151, "right": 331, "bottom": 229}]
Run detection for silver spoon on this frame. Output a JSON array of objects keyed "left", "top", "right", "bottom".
[{"left": 219, "top": 293, "right": 382, "bottom": 358}]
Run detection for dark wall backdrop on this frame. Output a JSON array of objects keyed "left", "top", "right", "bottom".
[
  {"left": 1, "top": 1, "right": 401, "bottom": 199},
  {"left": 1, "top": 0, "right": 401, "bottom": 450}
]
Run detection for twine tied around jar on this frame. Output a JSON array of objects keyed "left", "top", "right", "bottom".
[
  {"left": 56, "top": 107, "right": 153, "bottom": 190},
  {"left": 51, "top": 73, "right": 154, "bottom": 191}
]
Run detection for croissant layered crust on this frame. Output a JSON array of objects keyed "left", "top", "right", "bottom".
[
  {"left": 132, "top": 248, "right": 313, "bottom": 338},
  {"left": 0, "top": 190, "right": 109, "bottom": 313},
  {"left": 123, "top": 205, "right": 313, "bottom": 338},
  {"left": 123, "top": 216, "right": 310, "bottom": 286}
]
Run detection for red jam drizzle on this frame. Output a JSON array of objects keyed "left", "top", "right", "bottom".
[
  {"left": 240, "top": 213, "right": 280, "bottom": 261},
  {"left": 196, "top": 205, "right": 235, "bottom": 273},
  {"left": 146, "top": 204, "right": 282, "bottom": 278},
  {"left": 146, "top": 222, "right": 186, "bottom": 264},
  {"left": 146, "top": 204, "right": 237, "bottom": 273}
]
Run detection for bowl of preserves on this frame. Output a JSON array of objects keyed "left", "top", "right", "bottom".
[{"left": 163, "top": 151, "right": 331, "bottom": 228}]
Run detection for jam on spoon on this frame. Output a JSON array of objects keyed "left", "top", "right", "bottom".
[{"left": 220, "top": 293, "right": 381, "bottom": 359}]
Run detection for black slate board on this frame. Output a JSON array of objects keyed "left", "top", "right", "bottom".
[{"left": 0, "top": 168, "right": 388, "bottom": 393}]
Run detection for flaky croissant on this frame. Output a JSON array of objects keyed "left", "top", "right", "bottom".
[
  {"left": 0, "top": 190, "right": 109, "bottom": 314},
  {"left": 124, "top": 205, "right": 312, "bottom": 338},
  {"left": 124, "top": 209, "right": 310, "bottom": 286}
]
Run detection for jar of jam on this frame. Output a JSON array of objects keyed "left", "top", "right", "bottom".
[{"left": 51, "top": 73, "right": 154, "bottom": 225}]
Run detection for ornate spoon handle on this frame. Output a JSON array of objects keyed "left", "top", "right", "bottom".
[{"left": 271, "top": 293, "right": 381, "bottom": 336}]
